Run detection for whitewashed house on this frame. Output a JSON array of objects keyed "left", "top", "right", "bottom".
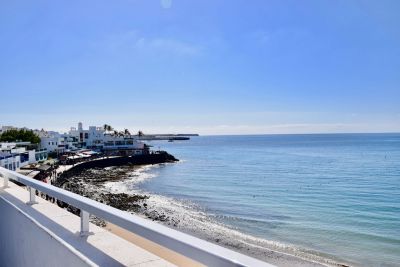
[
  {"left": 69, "top": 122, "right": 105, "bottom": 149},
  {"left": 37, "top": 130, "right": 66, "bottom": 154},
  {"left": 0, "top": 142, "right": 41, "bottom": 170},
  {"left": 67, "top": 122, "right": 145, "bottom": 153}
]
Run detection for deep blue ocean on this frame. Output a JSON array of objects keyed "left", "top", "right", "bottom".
[{"left": 127, "top": 134, "right": 399, "bottom": 266}]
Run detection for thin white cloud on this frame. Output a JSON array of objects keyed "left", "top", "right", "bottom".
[
  {"left": 94, "top": 30, "right": 202, "bottom": 56},
  {"left": 136, "top": 37, "right": 201, "bottom": 56},
  {"left": 160, "top": 0, "right": 172, "bottom": 9},
  {"left": 249, "top": 28, "right": 311, "bottom": 46}
]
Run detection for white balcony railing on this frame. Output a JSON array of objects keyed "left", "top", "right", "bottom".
[{"left": 0, "top": 167, "right": 272, "bottom": 267}]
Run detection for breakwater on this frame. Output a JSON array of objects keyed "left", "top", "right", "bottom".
[{"left": 57, "top": 152, "right": 178, "bottom": 185}]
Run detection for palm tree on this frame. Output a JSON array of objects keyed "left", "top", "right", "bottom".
[
  {"left": 113, "top": 130, "right": 118, "bottom": 136},
  {"left": 104, "top": 124, "right": 113, "bottom": 134},
  {"left": 124, "top": 129, "right": 130, "bottom": 136},
  {"left": 138, "top": 130, "right": 144, "bottom": 137}
]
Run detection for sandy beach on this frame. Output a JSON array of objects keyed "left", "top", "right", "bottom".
[{"left": 104, "top": 222, "right": 204, "bottom": 267}]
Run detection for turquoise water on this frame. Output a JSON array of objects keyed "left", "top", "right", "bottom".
[{"left": 140, "top": 134, "right": 400, "bottom": 266}]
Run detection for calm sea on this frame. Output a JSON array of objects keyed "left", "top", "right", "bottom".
[{"left": 117, "top": 134, "right": 400, "bottom": 266}]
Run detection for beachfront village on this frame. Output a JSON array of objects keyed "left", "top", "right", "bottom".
[{"left": 0, "top": 122, "right": 180, "bottom": 184}]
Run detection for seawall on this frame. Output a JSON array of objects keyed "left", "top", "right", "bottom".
[{"left": 57, "top": 152, "right": 178, "bottom": 185}]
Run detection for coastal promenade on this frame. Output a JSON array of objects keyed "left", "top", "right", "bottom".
[{"left": 0, "top": 167, "right": 274, "bottom": 267}]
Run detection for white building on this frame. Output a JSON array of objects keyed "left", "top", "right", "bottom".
[
  {"left": 69, "top": 123, "right": 105, "bottom": 148},
  {"left": 36, "top": 129, "right": 81, "bottom": 154},
  {"left": 7, "top": 123, "right": 147, "bottom": 155},
  {"left": 0, "top": 152, "right": 21, "bottom": 171},
  {"left": 37, "top": 130, "right": 65, "bottom": 154},
  {"left": 0, "top": 142, "right": 42, "bottom": 171},
  {"left": 68, "top": 122, "right": 145, "bottom": 153},
  {"left": 102, "top": 135, "right": 145, "bottom": 154}
]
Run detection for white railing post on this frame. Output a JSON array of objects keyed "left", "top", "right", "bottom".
[
  {"left": 27, "top": 187, "right": 38, "bottom": 205},
  {"left": 80, "top": 210, "right": 90, "bottom": 236},
  {"left": 2, "top": 174, "right": 9, "bottom": 188}
]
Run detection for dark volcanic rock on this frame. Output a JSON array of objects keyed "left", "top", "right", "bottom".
[
  {"left": 54, "top": 165, "right": 176, "bottom": 225},
  {"left": 145, "top": 210, "right": 169, "bottom": 222},
  {"left": 99, "top": 192, "right": 148, "bottom": 212},
  {"left": 90, "top": 215, "right": 107, "bottom": 227}
]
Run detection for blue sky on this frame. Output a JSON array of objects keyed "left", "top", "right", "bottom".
[{"left": 1, "top": 0, "right": 399, "bottom": 134}]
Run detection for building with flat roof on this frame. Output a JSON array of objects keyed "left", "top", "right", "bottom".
[
  {"left": 0, "top": 142, "right": 40, "bottom": 171},
  {"left": 68, "top": 122, "right": 146, "bottom": 154}
]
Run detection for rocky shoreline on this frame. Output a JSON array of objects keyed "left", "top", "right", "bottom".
[{"left": 55, "top": 165, "right": 179, "bottom": 227}]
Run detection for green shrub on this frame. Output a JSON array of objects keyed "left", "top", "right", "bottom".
[{"left": 0, "top": 129, "right": 41, "bottom": 144}]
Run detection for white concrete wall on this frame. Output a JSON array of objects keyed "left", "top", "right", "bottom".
[
  {"left": 87, "top": 127, "right": 103, "bottom": 147},
  {"left": 28, "top": 150, "right": 36, "bottom": 163},
  {"left": 0, "top": 155, "right": 20, "bottom": 171},
  {"left": 0, "top": 198, "right": 90, "bottom": 267},
  {"left": 40, "top": 136, "right": 59, "bottom": 153},
  {"left": 0, "top": 142, "right": 16, "bottom": 150}
]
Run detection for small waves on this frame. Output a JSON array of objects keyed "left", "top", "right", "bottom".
[
  {"left": 101, "top": 164, "right": 352, "bottom": 266},
  {"left": 130, "top": 135, "right": 400, "bottom": 266},
  {"left": 103, "top": 164, "right": 161, "bottom": 193},
  {"left": 137, "top": 189, "right": 353, "bottom": 267}
]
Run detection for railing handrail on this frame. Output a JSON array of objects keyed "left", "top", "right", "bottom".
[{"left": 0, "top": 167, "right": 273, "bottom": 267}]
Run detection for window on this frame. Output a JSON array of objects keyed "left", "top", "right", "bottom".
[{"left": 105, "top": 141, "right": 114, "bottom": 146}]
